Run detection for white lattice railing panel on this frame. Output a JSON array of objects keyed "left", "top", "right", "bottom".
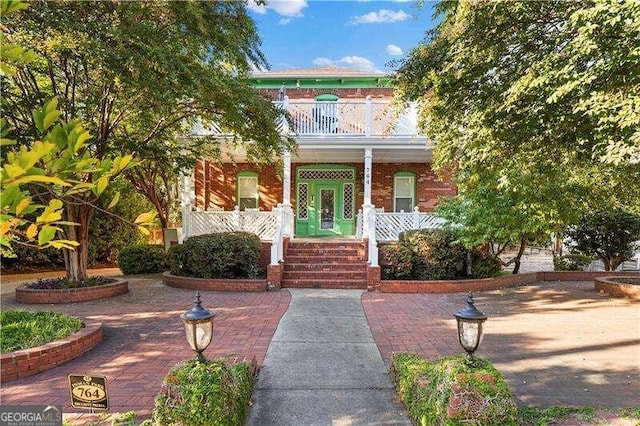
[
  {"left": 186, "top": 210, "right": 277, "bottom": 240},
  {"left": 241, "top": 212, "right": 277, "bottom": 240},
  {"left": 418, "top": 214, "right": 446, "bottom": 229},
  {"left": 189, "top": 211, "right": 236, "bottom": 236},
  {"left": 376, "top": 213, "right": 413, "bottom": 241},
  {"left": 375, "top": 212, "right": 444, "bottom": 241}
]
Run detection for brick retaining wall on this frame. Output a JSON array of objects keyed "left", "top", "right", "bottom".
[
  {"left": 162, "top": 272, "right": 267, "bottom": 292},
  {"left": 594, "top": 276, "right": 640, "bottom": 299},
  {"left": 1, "top": 322, "right": 103, "bottom": 383},
  {"left": 378, "top": 271, "right": 640, "bottom": 293},
  {"left": 16, "top": 280, "right": 129, "bottom": 304}
]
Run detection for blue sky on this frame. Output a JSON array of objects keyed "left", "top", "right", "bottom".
[{"left": 248, "top": 0, "right": 437, "bottom": 74}]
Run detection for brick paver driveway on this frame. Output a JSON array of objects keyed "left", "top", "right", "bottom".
[
  {"left": 0, "top": 275, "right": 290, "bottom": 420},
  {"left": 363, "top": 280, "right": 640, "bottom": 408}
]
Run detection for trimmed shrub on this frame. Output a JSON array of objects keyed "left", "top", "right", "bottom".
[
  {"left": 469, "top": 248, "right": 502, "bottom": 278},
  {"left": 553, "top": 253, "right": 592, "bottom": 271},
  {"left": 1, "top": 244, "right": 64, "bottom": 272},
  {"left": 400, "top": 229, "right": 468, "bottom": 280},
  {"left": 379, "top": 244, "right": 413, "bottom": 280},
  {"left": 118, "top": 244, "right": 167, "bottom": 275},
  {"left": 152, "top": 359, "right": 254, "bottom": 426},
  {"left": 391, "top": 353, "right": 518, "bottom": 425},
  {"left": 567, "top": 209, "right": 640, "bottom": 271},
  {"left": 168, "top": 232, "right": 262, "bottom": 279},
  {"left": 380, "top": 229, "right": 501, "bottom": 280}
]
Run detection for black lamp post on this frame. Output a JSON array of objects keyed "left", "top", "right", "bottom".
[
  {"left": 181, "top": 292, "right": 215, "bottom": 363},
  {"left": 453, "top": 292, "right": 487, "bottom": 364}
]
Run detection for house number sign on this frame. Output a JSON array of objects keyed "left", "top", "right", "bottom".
[{"left": 68, "top": 374, "right": 109, "bottom": 410}]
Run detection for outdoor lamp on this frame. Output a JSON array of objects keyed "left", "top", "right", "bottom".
[
  {"left": 453, "top": 292, "right": 487, "bottom": 363},
  {"left": 181, "top": 291, "right": 215, "bottom": 363}
]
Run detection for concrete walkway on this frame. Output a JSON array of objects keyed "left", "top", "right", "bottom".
[{"left": 247, "top": 289, "right": 410, "bottom": 426}]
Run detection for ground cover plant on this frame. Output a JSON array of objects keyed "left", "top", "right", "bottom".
[
  {"left": 24, "top": 276, "right": 116, "bottom": 290},
  {"left": 553, "top": 253, "right": 593, "bottom": 271},
  {"left": 151, "top": 358, "right": 253, "bottom": 426},
  {"left": 391, "top": 353, "right": 518, "bottom": 425},
  {"left": 168, "top": 232, "right": 262, "bottom": 279},
  {"left": 118, "top": 244, "right": 167, "bottom": 275},
  {"left": 0, "top": 310, "right": 82, "bottom": 353}
]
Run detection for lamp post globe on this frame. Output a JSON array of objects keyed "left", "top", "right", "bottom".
[
  {"left": 453, "top": 292, "right": 487, "bottom": 364},
  {"left": 181, "top": 291, "right": 215, "bottom": 363}
]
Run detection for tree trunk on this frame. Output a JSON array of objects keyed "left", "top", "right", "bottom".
[
  {"left": 603, "top": 258, "right": 612, "bottom": 272},
  {"left": 511, "top": 237, "right": 527, "bottom": 274},
  {"left": 63, "top": 203, "right": 94, "bottom": 282}
]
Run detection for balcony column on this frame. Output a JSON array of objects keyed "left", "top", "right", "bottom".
[
  {"left": 365, "top": 95, "right": 372, "bottom": 137},
  {"left": 282, "top": 150, "right": 293, "bottom": 237}
]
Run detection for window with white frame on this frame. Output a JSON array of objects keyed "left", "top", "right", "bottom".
[
  {"left": 237, "top": 173, "right": 258, "bottom": 210},
  {"left": 394, "top": 173, "right": 415, "bottom": 212}
]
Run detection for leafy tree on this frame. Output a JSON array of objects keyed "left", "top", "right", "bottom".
[
  {"left": 1, "top": 0, "right": 155, "bottom": 281},
  {"left": 395, "top": 0, "right": 640, "bottom": 260},
  {"left": 567, "top": 210, "right": 640, "bottom": 272},
  {"left": 2, "top": 0, "right": 294, "bottom": 230}
]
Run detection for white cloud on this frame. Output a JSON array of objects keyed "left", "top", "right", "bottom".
[
  {"left": 279, "top": 18, "right": 292, "bottom": 25},
  {"left": 349, "top": 9, "right": 410, "bottom": 25},
  {"left": 247, "top": 0, "right": 267, "bottom": 14},
  {"left": 248, "top": 0, "right": 308, "bottom": 17},
  {"left": 386, "top": 44, "right": 403, "bottom": 56},
  {"left": 312, "top": 56, "right": 382, "bottom": 73}
]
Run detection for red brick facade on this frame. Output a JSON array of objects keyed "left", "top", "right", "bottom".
[{"left": 194, "top": 160, "right": 456, "bottom": 213}]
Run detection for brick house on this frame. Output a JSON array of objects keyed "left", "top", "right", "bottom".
[{"left": 180, "top": 67, "right": 456, "bottom": 288}]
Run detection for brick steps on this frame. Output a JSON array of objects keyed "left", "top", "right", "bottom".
[
  {"left": 281, "top": 279, "right": 368, "bottom": 289},
  {"left": 282, "top": 241, "right": 367, "bottom": 289}
]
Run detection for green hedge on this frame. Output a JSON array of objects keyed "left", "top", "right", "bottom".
[
  {"left": 380, "top": 229, "right": 501, "bottom": 280},
  {"left": 168, "top": 232, "right": 261, "bottom": 279},
  {"left": 118, "top": 244, "right": 167, "bottom": 275},
  {"left": 553, "top": 253, "right": 592, "bottom": 271},
  {"left": 151, "top": 359, "right": 254, "bottom": 426},
  {"left": 391, "top": 353, "right": 518, "bottom": 425}
]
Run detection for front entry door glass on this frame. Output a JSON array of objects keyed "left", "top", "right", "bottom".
[{"left": 319, "top": 188, "right": 335, "bottom": 230}]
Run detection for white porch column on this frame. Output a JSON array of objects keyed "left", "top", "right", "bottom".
[
  {"left": 364, "top": 148, "right": 373, "bottom": 206},
  {"left": 282, "top": 150, "right": 293, "bottom": 237},
  {"left": 180, "top": 169, "right": 194, "bottom": 243},
  {"left": 283, "top": 150, "right": 292, "bottom": 207},
  {"left": 362, "top": 148, "right": 373, "bottom": 240}
]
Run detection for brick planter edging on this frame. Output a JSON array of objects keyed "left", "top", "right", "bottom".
[
  {"left": 378, "top": 271, "right": 640, "bottom": 293},
  {"left": 595, "top": 276, "right": 640, "bottom": 299},
  {"left": 162, "top": 271, "right": 268, "bottom": 292},
  {"left": 1, "top": 322, "right": 103, "bottom": 383},
  {"left": 16, "top": 279, "right": 129, "bottom": 304}
]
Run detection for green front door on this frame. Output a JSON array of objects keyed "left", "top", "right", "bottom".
[
  {"left": 295, "top": 165, "right": 356, "bottom": 237},
  {"left": 313, "top": 183, "right": 341, "bottom": 236}
]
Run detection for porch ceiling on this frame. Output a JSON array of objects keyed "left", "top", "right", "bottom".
[{"left": 220, "top": 137, "right": 435, "bottom": 163}]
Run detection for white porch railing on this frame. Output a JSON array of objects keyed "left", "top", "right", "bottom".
[
  {"left": 186, "top": 206, "right": 278, "bottom": 240},
  {"left": 270, "top": 204, "right": 293, "bottom": 265},
  {"left": 356, "top": 206, "right": 446, "bottom": 243}
]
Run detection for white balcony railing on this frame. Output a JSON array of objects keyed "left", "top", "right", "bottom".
[
  {"left": 192, "top": 97, "right": 420, "bottom": 138},
  {"left": 277, "top": 97, "right": 419, "bottom": 137}
]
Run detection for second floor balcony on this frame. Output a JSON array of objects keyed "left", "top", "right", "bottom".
[
  {"left": 192, "top": 97, "right": 423, "bottom": 140},
  {"left": 277, "top": 97, "right": 420, "bottom": 138}
]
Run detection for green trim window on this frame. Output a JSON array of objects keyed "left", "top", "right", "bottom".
[
  {"left": 394, "top": 172, "right": 415, "bottom": 213},
  {"left": 237, "top": 172, "right": 258, "bottom": 211}
]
